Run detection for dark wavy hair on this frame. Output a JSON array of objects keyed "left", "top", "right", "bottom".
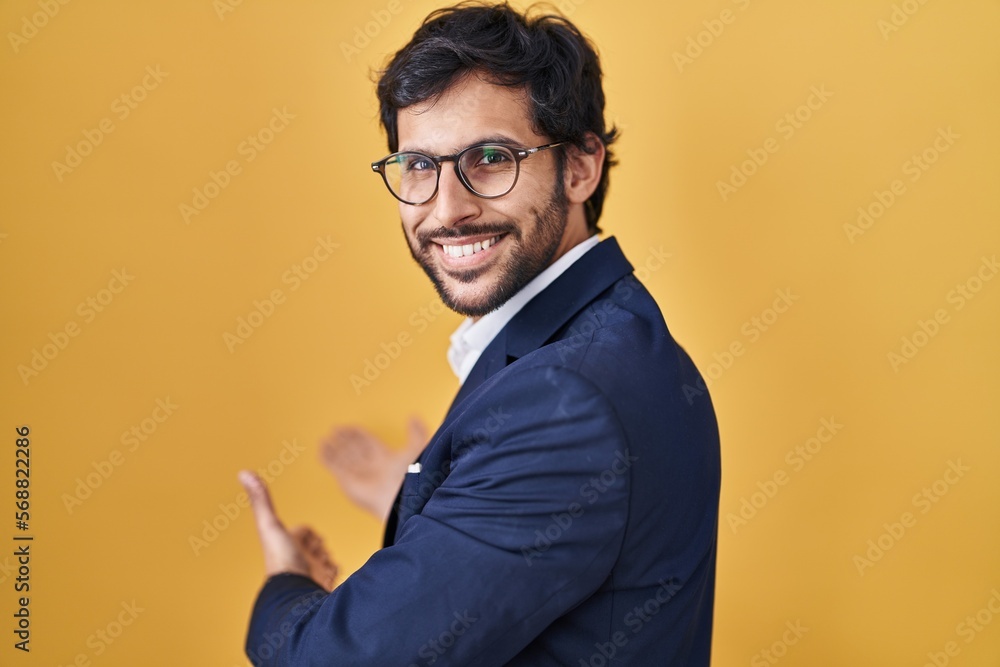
[{"left": 375, "top": 1, "right": 618, "bottom": 233}]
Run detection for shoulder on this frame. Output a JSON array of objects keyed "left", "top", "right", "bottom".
[
  {"left": 447, "top": 361, "right": 628, "bottom": 450},
  {"left": 537, "top": 273, "right": 678, "bottom": 391}
]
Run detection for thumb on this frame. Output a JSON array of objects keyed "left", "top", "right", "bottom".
[
  {"left": 239, "top": 470, "right": 283, "bottom": 532},
  {"left": 238, "top": 470, "right": 311, "bottom": 579},
  {"left": 404, "top": 416, "right": 429, "bottom": 457}
]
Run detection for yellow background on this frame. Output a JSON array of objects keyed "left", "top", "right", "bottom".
[{"left": 1, "top": 0, "right": 998, "bottom": 664}]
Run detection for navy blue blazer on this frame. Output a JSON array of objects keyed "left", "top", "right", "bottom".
[{"left": 246, "top": 237, "right": 721, "bottom": 666}]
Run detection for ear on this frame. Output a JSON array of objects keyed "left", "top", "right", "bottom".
[{"left": 562, "top": 132, "right": 605, "bottom": 205}]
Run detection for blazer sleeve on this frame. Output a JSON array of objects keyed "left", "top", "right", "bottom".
[{"left": 245, "top": 364, "right": 631, "bottom": 666}]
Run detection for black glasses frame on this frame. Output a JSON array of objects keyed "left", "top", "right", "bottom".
[{"left": 370, "top": 141, "right": 566, "bottom": 205}]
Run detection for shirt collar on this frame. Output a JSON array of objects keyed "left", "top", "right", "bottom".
[{"left": 447, "top": 234, "right": 601, "bottom": 384}]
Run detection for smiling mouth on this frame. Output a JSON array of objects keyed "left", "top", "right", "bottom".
[{"left": 437, "top": 234, "right": 504, "bottom": 259}]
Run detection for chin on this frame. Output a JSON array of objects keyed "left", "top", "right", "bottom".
[{"left": 435, "top": 281, "right": 504, "bottom": 318}]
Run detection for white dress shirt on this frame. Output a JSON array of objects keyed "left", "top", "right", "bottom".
[{"left": 447, "top": 235, "right": 601, "bottom": 385}]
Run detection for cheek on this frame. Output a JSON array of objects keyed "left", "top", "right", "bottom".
[
  {"left": 399, "top": 207, "right": 422, "bottom": 237},
  {"left": 497, "top": 196, "right": 540, "bottom": 227},
  {"left": 510, "top": 172, "right": 554, "bottom": 216}
]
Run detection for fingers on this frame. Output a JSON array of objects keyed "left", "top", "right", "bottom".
[
  {"left": 319, "top": 437, "right": 343, "bottom": 469},
  {"left": 291, "top": 525, "right": 321, "bottom": 551},
  {"left": 320, "top": 440, "right": 367, "bottom": 480},
  {"left": 238, "top": 471, "right": 314, "bottom": 580},
  {"left": 239, "top": 470, "right": 283, "bottom": 532},
  {"left": 291, "top": 525, "right": 339, "bottom": 592},
  {"left": 321, "top": 427, "right": 375, "bottom": 464},
  {"left": 405, "top": 416, "right": 430, "bottom": 456},
  {"left": 322, "top": 420, "right": 429, "bottom": 465}
]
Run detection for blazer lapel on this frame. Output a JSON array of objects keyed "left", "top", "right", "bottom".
[
  {"left": 445, "top": 327, "right": 510, "bottom": 414},
  {"left": 385, "top": 236, "right": 633, "bottom": 547},
  {"left": 445, "top": 236, "right": 633, "bottom": 416}
]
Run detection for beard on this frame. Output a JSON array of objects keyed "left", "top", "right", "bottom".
[{"left": 404, "top": 177, "right": 569, "bottom": 318}]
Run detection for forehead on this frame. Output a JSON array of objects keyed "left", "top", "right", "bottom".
[{"left": 396, "top": 75, "right": 542, "bottom": 153}]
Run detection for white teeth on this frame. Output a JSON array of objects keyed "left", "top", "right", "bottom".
[{"left": 442, "top": 235, "right": 500, "bottom": 258}]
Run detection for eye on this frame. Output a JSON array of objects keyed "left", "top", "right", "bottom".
[
  {"left": 474, "top": 147, "right": 512, "bottom": 166},
  {"left": 402, "top": 154, "right": 434, "bottom": 172}
]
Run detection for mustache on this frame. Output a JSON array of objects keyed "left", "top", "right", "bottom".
[{"left": 415, "top": 223, "right": 521, "bottom": 247}]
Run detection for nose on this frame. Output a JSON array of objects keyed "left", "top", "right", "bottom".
[{"left": 429, "top": 161, "right": 481, "bottom": 229}]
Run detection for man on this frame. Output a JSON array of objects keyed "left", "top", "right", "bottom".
[{"left": 240, "top": 3, "right": 721, "bottom": 665}]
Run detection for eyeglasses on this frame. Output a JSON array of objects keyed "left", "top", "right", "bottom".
[{"left": 371, "top": 142, "right": 565, "bottom": 205}]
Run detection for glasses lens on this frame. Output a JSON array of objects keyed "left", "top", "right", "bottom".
[
  {"left": 459, "top": 145, "right": 517, "bottom": 197},
  {"left": 383, "top": 153, "right": 437, "bottom": 204}
]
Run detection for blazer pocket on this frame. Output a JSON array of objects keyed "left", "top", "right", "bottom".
[{"left": 399, "top": 470, "right": 425, "bottom": 515}]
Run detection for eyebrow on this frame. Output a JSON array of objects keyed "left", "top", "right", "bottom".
[{"left": 400, "top": 134, "right": 524, "bottom": 156}]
